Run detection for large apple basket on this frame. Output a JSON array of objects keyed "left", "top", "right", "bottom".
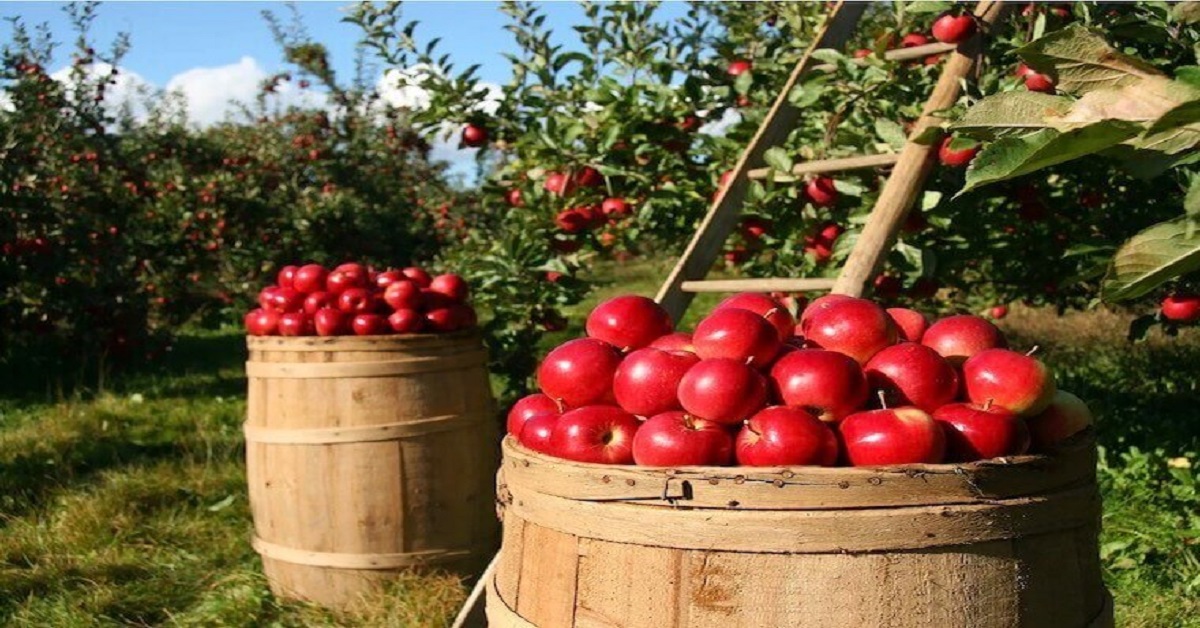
[
  {"left": 244, "top": 332, "right": 498, "bottom": 609},
  {"left": 486, "top": 431, "right": 1112, "bottom": 628}
]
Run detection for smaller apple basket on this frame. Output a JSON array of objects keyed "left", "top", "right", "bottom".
[{"left": 490, "top": 293, "right": 1112, "bottom": 628}]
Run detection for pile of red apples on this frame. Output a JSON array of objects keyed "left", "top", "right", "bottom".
[
  {"left": 244, "top": 263, "right": 475, "bottom": 336},
  {"left": 507, "top": 293, "right": 1094, "bottom": 467}
]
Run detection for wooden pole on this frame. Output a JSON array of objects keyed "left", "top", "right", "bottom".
[
  {"left": 655, "top": 2, "right": 866, "bottom": 322},
  {"left": 832, "top": 0, "right": 1006, "bottom": 297},
  {"left": 745, "top": 153, "right": 900, "bottom": 181}
]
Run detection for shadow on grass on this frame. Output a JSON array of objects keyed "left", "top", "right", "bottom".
[
  {"left": 0, "top": 330, "right": 247, "bottom": 405},
  {"left": 0, "top": 433, "right": 196, "bottom": 523},
  {"left": 0, "top": 558, "right": 199, "bottom": 624}
]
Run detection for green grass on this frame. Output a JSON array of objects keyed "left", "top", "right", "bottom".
[{"left": 1, "top": 261, "right": 1198, "bottom": 626}]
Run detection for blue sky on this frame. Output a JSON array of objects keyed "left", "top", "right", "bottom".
[{"left": 0, "top": 2, "right": 691, "bottom": 87}]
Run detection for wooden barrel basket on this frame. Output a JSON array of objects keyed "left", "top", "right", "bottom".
[
  {"left": 487, "top": 432, "right": 1112, "bottom": 628},
  {"left": 244, "top": 332, "right": 499, "bottom": 609}
]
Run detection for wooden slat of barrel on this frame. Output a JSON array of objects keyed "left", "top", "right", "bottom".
[
  {"left": 245, "top": 332, "right": 498, "bottom": 609},
  {"left": 488, "top": 434, "right": 1112, "bottom": 628}
]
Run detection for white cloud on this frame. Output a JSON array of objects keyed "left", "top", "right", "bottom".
[
  {"left": 162, "top": 56, "right": 328, "bottom": 126},
  {"left": 699, "top": 107, "right": 742, "bottom": 137},
  {"left": 50, "top": 62, "right": 155, "bottom": 120}
]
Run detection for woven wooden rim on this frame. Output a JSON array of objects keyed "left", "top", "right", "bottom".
[
  {"left": 500, "top": 432, "right": 1096, "bottom": 510},
  {"left": 501, "top": 478, "right": 1100, "bottom": 552},
  {"left": 245, "top": 329, "right": 480, "bottom": 352},
  {"left": 243, "top": 411, "right": 489, "bottom": 445},
  {"left": 252, "top": 536, "right": 480, "bottom": 570},
  {"left": 244, "top": 349, "right": 488, "bottom": 379},
  {"left": 486, "top": 572, "right": 536, "bottom": 628}
]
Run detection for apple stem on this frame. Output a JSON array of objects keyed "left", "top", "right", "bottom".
[
  {"left": 877, "top": 390, "right": 888, "bottom": 409},
  {"left": 1025, "top": 345, "right": 1040, "bottom": 356},
  {"left": 984, "top": 398, "right": 993, "bottom": 411}
]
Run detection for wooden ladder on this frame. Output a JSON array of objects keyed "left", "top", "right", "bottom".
[
  {"left": 655, "top": 0, "right": 1006, "bottom": 321},
  {"left": 453, "top": 3, "right": 1006, "bottom": 626}
]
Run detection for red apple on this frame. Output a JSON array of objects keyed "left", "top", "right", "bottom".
[
  {"left": 632, "top": 411, "right": 733, "bottom": 466},
  {"left": 351, "top": 313, "right": 389, "bottom": 336},
  {"left": 555, "top": 209, "right": 590, "bottom": 233},
  {"left": 245, "top": 308, "right": 280, "bottom": 336},
  {"left": 921, "top": 314, "right": 1007, "bottom": 366},
  {"left": 1161, "top": 293, "right": 1200, "bottom": 323},
  {"left": 1026, "top": 391, "right": 1094, "bottom": 452},
  {"left": 292, "top": 264, "right": 328, "bottom": 294},
  {"left": 507, "top": 393, "right": 563, "bottom": 436},
  {"left": 801, "top": 296, "right": 898, "bottom": 364},
  {"left": 374, "top": 270, "right": 405, "bottom": 290},
  {"left": 543, "top": 172, "right": 575, "bottom": 196},
  {"left": 727, "top": 59, "right": 752, "bottom": 76},
  {"left": 425, "top": 303, "right": 475, "bottom": 332},
  {"left": 613, "top": 347, "right": 699, "bottom": 417},
  {"left": 461, "top": 123, "right": 488, "bottom": 148},
  {"left": 736, "top": 406, "right": 837, "bottom": 466},
  {"left": 938, "top": 136, "right": 979, "bottom": 167},
  {"left": 962, "top": 348, "right": 1057, "bottom": 416},
  {"left": 505, "top": 188, "right": 523, "bottom": 208},
  {"left": 990, "top": 305, "right": 1009, "bottom": 320},
  {"left": 278, "top": 312, "right": 313, "bottom": 337},
  {"left": 887, "top": 307, "right": 930, "bottom": 342},
  {"left": 715, "top": 292, "right": 794, "bottom": 342},
  {"left": 303, "top": 291, "right": 335, "bottom": 315},
  {"left": 401, "top": 266, "right": 433, "bottom": 287},
  {"left": 865, "top": 343, "right": 960, "bottom": 413},
  {"left": 585, "top": 295, "right": 673, "bottom": 351},
  {"left": 677, "top": 358, "right": 768, "bottom": 425},
  {"left": 549, "top": 405, "right": 640, "bottom": 464},
  {"left": 934, "top": 402, "right": 1030, "bottom": 462},
  {"left": 519, "top": 413, "right": 559, "bottom": 454},
  {"left": 277, "top": 265, "right": 299, "bottom": 290},
  {"left": 649, "top": 332, "right": 695, "bottom": 354},
  {"left": 429, "top": 273, "right": 469, "bottom": 302},
  {"left": 839, "top": 407, "right": 945, "bottom": 466},
  {"left": 337, "top": 288, "right": 379, "bottom": 315},
  {"left": 537, "top": 338, "right": 624, "bottom": 408},
  {"left": 388, "top": 308, "right": 424, "bottom": 333},
  {"left": 258, "top": 286, "right": 279, "bottom": 310},
  {"left": 797, "top": 293, "right": 854, "bottom": 329},
  {"left": 805, "top": 176, "right": 838, "bottom": 207},
  {"left": 932, "top": 12, "right": 976, "bottom": 44},
  {"left": 901, "top": 33, "right": 929, "bottom": 48},
  {"left": 313, "top": 307, "right": 348, "bottom": 336},
  {"left": 326, "top": 268, "right": 368, "bottom": 294},
  {"left": 573, "top": 166, "right": 603, "bottom": 188},
  {"left": 265, "top": 287, "right": 304, "bottom": 313},
  {"left": 601, "top": 197, "right": 630, "bottom": 217},
  {"left": 1022, "top": 67, "right": 1056, "bottom": 93},
  {"left": 692, "top": 307, "right": 781, "bottom": 367},
  {"left": 383, "top": 280, "right": 422, "bottom": 311},
  {"left": 769, "top": 349, "right": 868, "bottom": 423}
]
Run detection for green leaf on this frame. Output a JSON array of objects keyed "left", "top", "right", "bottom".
[
  {"left": 874, "top": 119, "right": 907, "bottom": 150},
  {"left": 1171, "top": 1, "right": 1200, "bottom": 24},
  {"left": 1176, "top": 66, "right": 1200, "bottom": 89},
  {"left": 910, "top": 125, "right": 944, "bottom": 146},
  {"left": 947, "top": 136, "right": 978, "bottom": 151},
  {"left": 734, "top": 71, "right": 753, "bottom": 95},
  {"left": 1186, "top": 173, "right": 1200, "bottom": 218},
  {"left": 952, "top": 91, "right": 1073, "bottom": 137},
  {"left": 960, "top": 122, "right": 1141, "bottom": 194},
  {"left": 1017, "top": 25, "right": 1164, "bottom": 95},
  {"left": 1101, "top": 216, "right": 1200, "bottom": 301},
  {"left": 763, "top": 147, "right": 793, "bottom": 173},
  {"left": 904, "top": 1, "right": 953, "bottom": 15}
]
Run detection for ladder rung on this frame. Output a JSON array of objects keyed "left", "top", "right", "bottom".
[
  {"left": 883, "top": 41, "right": 957, "bottom": 62},
  {"left": 746, "top": 152, "right": 900, "bottom": 180},
  {"left": 680, "top": 278, "right": 837, "bottom": 293}
]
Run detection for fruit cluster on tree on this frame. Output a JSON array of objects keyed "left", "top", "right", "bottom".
[
  {"left": 357, "top": 2, "right": 1200, "bottom": 402},
  {"left": 245, "top": 262, "right": 476, "bottom": 336},
  {"left": 0, "top": 5, "right": 453, "bottom": 375},
  {"left": 508, "top": 292, "right": 1093, "bottom": 467}
]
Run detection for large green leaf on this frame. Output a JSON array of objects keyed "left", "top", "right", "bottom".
[
  {"left": 952, "top": 91, "right": 1073, "bottom": 137},
  {"left": 959, "top": 121, "right": 1142, "bottom": 194},
  {"left": 1018, "top": 25, "right": 1164, "bottom": 95},
  {"left": 1101, "top": 217, "right": 1200, "bottom": 301}
]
